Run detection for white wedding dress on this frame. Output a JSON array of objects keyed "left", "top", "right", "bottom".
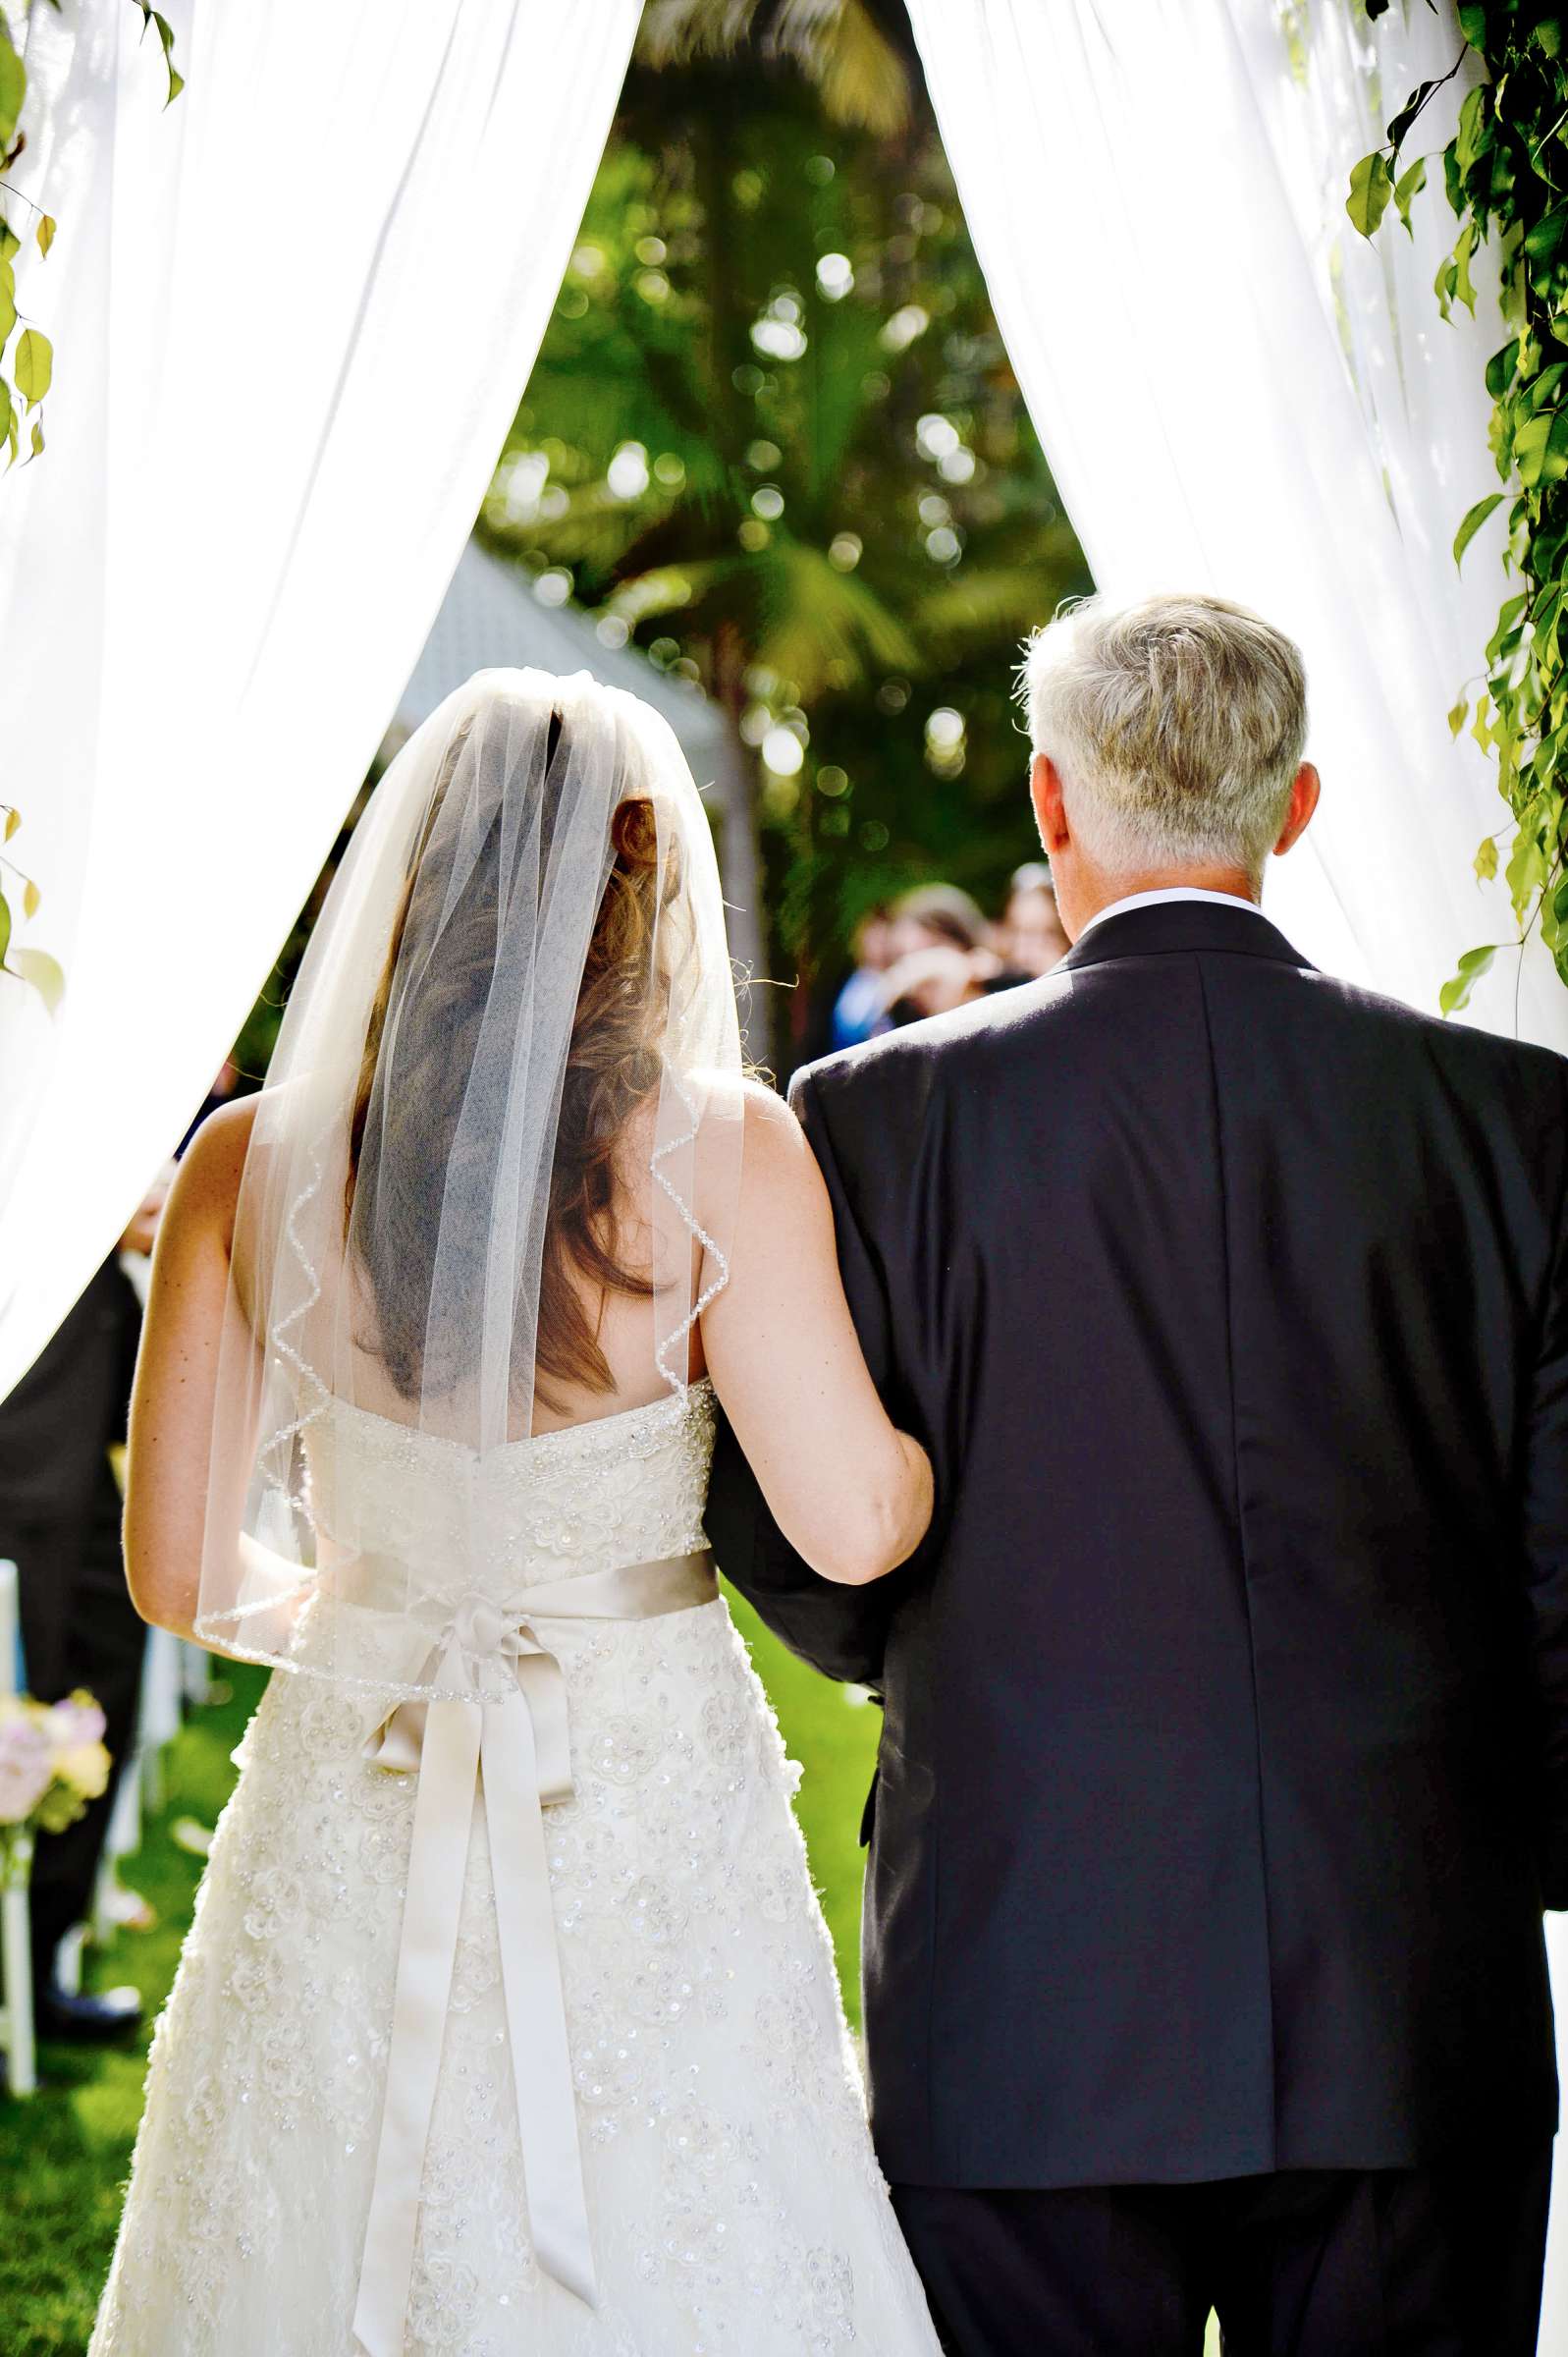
[{"left": 89, "top": 1380, "right": 939, "bottom": 2356}]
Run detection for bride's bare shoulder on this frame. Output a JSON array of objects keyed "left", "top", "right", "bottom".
[
  {"left": 734, "top": 1076, "right": 822, "bottom": 1213},
  {"left": 168, "top": 1094, "right": 259, "bottom": 1245},
  {"left": 691, "top": 1072, "right": 815, "bottom": 1231}
]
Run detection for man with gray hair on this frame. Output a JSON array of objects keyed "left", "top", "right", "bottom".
[{"left": 711, "top": 590, "right": 1567, "bottom": 2353}]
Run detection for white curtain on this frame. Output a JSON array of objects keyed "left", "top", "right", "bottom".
[
  {"left": 0, "top": 0, "right": 641, "bottom": 1403},
  {"left": 906, "top": 0, "right": 1568, "bottom": 1054}
]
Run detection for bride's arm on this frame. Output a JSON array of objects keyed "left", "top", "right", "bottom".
[
  {"left": 700, "top": 1085, "right": 933, "bottom": 1587},
  {"left": 124, "top": 1097, "right": 257, "bottom": 1641}
]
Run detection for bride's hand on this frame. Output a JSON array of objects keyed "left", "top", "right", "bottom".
[{"left": 700, "top": 1083, "right": 934, "bottom": 1586}]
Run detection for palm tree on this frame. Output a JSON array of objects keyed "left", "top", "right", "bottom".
[
  {"left": 484, "top": 33, "right": 1089, "bottom": 1058},
  {"left": 637, "top": 0, "right": 915, "bottom": 137}
]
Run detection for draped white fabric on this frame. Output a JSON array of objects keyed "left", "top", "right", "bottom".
[
  {"left": 0, "top": 0, "right": 641, "bottom": 1403},
  {"left": 906, "top": 0, "right": 1568, "bottom": 1054}
]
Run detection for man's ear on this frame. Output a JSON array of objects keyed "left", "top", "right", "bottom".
[
  {"left": 1272, "top": 761, "right": 1321, "bottom": 858},
  {"left": 1031, "top": 751, "right": 1070, "bottom": 855}
]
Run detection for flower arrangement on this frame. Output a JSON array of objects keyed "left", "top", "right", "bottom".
[{"left": 0, "top": 1690, "right": 112, "bottom": 1887}]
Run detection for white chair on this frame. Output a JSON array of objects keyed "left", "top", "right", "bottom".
[{"left": 0, "top": 1558, "right": 36, "bottom": 2097}]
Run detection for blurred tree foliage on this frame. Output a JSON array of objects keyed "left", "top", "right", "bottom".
[{"left": 483, "top": 21, "right": 1090, "bottom": 1063}]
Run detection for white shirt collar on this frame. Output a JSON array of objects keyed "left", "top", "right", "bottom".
[{"left": 1075, "top": 886, "right": 1267, "bottom": 941}]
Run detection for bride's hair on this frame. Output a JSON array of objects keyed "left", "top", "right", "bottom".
[{"left": 344, "top": 709, "right": 679, "bottom": 1408}]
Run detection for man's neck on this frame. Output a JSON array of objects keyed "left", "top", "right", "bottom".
[{"left": 1068, "top": 868, "right": 1260, "bottom": 942}]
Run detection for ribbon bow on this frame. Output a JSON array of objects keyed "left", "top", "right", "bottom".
[
  {"left": 350, "top": 1551, "right": 717, "bottom": 2357},
  {"left": 363, "top": 1594, "right": 575, "bottom": 1802}
]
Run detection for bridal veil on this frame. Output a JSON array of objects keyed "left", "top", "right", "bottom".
[{"left": 192, "top": 669, "right": 744, "bottom": 1702}]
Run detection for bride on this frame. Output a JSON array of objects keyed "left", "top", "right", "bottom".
[{"left": 90, "top": 673, "right": 942, "bottom": 2356}]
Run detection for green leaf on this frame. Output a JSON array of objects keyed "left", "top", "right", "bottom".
[
  {"left": 1387, "top": 81, "right": 1438, "bottom": 157},
  {"left": 0, "top": 23, "right": 26, "bottom": 158},
  {"left": 1347, "top": 151, "right": 1393, "bottom": 239},
  {"left": 9, "top": 947, "right": 64, "bottom": 1014},
  {"left": 21, "top": 876, "right": 37, "bottom": 918},
  {"left": 1455, "top": 84, "right": 1488, "bottom": 178},
  {"left": 1440, "top": 944, "right": 1497, "bottom": 1015},
  {"left": 1525, "top": 204, "right": 1568, "bottom": 265},
  {"left": 1507, "top": 826, "right": 1551, "bottom": 917},
  {"left": 1487, "top": 338, "right": 1522, "bottom": 399},
  {"left": 1454, "top": 493, "right": 1504, "bottom": 567},
  {"left": 135, "top": 9, "right": 185, "bottom": 106},
  {"left": 0, "top": 258, "right": 15, "bottom": 347},
  {"left": 1393, "top": 156, "right": 1428, "bottom": 236},
  {"left": 27, "top": 413, "right": 41, "bottom": 460},
  {"left": 34, "top": 212, "right": 53, "bottom": 258},
  {"left": 1527, "top": 362, "right": 1568, "bottom": 412},
  {"left": 14, "top": 326, "right": 51, "bottom": 408},
  {"left": 1453, "top": 219, "right": 1478, "bottom": 316},
  {"left": 0, "top": 219, "right": 18, "bottom": 264},
  {"left": 0, "top": 886, "right": 11, "bottom": 971},
  {"left": 2, "top": 804, "right": 18, "bottom": 842},
  {"left": 1516, "top": 409, "right": 1568, "bottom": 487},
  {"left": 1449, "top": 696, "right": 1469, "bottom": 739},
  {"left": 1475, "top": 835, "right": 1499, "bottom": 882}
]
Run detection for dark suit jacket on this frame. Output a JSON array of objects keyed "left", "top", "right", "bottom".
[
  {"left": 706, "top": 898, "right": 1568, "bottom": 2189},
  {"left": 0, "top": 1258, "right": 141, "bottom": 1527}
]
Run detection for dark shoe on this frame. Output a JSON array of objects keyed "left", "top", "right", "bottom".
[{"left": 34, "top": 1982, "right": 143, "bottom": 2043}]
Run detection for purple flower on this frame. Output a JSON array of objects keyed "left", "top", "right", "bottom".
[
  {"left": 0, "top": 1712, "right": 53, "bottom": 1826},
  {"left": 45, "top": 1692, "right": 107, "bottom": 1750}
]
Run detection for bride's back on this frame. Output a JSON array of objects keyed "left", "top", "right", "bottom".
[{"left": 200, "top": 670, "right": 742, "bottom": 1677}]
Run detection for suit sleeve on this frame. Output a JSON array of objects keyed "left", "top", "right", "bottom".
[
  {"left": 704, "top": 1065, "right": 911, "bottom": 1689},
  {"left": 1523, "top": 1080, "right": 1568, "bottom": 1910}
]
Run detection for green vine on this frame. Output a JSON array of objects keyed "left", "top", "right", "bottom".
[
  {"left": 1351, "top": 3, "right": 1568, "bottom": 1016},
  {"left": 0, "top": 1, "right": 180, "bottom": 1012},
  {"left": 0, "top": 1, "right": 181, "bottom": 473}
]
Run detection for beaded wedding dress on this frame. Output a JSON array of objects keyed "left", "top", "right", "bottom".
[{"left": 90, "top": 1378, "right": 939, "bottom": 2355}]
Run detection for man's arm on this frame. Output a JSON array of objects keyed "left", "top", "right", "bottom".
[
  {"left": 706, "top": 1063, "right": 915, "bottom": 1687},
  {"left": 1523, "top": 1083, "right": 1568, "bottom": 1908}
]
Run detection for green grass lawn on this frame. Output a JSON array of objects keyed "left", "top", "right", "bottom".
[{"left": 0, "top": 1594, "right": 881, "bottom": 2356}]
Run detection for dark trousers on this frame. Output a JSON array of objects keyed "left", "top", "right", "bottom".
[
  {"left": 8, "top": 1457, "right": 146, "bottom": 1985},
  {"left": 0, "top": 1261, "right": 146, "bottom": 1991},
  {"left": 892, "top": 2148, "right": 1554, "bottom": 2357}
]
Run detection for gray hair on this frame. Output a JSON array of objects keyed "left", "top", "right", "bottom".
[{"left": 1017, "top": 593, "right": 1308, "bottom": 877}]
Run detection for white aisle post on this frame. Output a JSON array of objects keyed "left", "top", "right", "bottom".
[
  {"left": 0, "top": 0, "right": 643, "bottom": 1405},
  {"left": 0, "top": 1559, "right": 36, "bottom": 2099},
  {"left": 905, "top": 0, "right": 1568, "bottom": 1052}
]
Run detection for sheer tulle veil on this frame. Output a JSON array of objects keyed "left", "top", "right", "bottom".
[{"left": 195, "top": 668, "right": 744, "bottom": 1701}]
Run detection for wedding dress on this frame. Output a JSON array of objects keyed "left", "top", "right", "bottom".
[
  {"left": 90, "top": 671, "right": 940, "bottom": 2356},
  {"left": 89, "top": 1378, "right": 939, "bottom": 2354}
]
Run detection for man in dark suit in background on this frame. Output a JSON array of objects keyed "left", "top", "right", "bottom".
[
  {"left": 709, "top": 592, "right": 1568, "bottom": 2354},
  {"left": 0, "top": 1178, "right": 168, "bottom": 2043}
]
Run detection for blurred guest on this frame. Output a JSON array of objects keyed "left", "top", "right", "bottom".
[
  {"left": 1002, "top": 859, "right": 1070, "bottom": 975},
  {"left": 832, "top": 904, "right": 896, "bottom": 1051},
  {"left": 887, "top": 882, "right": 987, "bottom": 961},
  {"left": 0, "top": 1170, "right": 172, "bottom": 2041},
  {"left": 886, "top": 940, "right": 1046, "bottom": 1024}
]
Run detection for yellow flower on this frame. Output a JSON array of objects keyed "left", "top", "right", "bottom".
[{"left": 55, "top": 1740, "right": 111, "bottom": 1801}]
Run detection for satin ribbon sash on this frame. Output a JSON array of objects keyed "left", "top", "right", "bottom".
[{"left": 351, "top": 1549, "right": 719, "bottom": 2357}]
